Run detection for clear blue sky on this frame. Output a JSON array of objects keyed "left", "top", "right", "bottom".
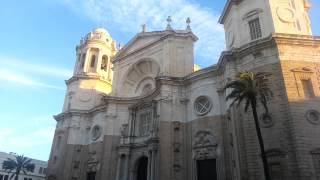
[{"left": 0, "top": 0, "right": 319, "bottom": 161}]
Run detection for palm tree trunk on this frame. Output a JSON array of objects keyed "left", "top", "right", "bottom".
[{"left": 251, "top": 101, "right": 271, "bottom": 180}]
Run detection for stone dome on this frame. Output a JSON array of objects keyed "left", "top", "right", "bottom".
[{"left": 93, "top": 27, "right": 111, "bottom": 37}]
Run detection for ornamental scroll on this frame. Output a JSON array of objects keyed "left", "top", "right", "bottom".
[{"left": 192, "top": 130, "right": 218, "bottom": 160}]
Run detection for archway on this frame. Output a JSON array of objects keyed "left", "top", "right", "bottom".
[{"left": 136, "top": 156, "right": 148, "bottom": 180}]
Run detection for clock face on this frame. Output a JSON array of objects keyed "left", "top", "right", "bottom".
[{"left": 276, "top": 6, "right": 296, "bottom": 23}]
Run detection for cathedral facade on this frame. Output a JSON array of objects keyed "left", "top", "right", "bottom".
[{"left": 47, "top": 0, "right": 320, "bottom": 180}]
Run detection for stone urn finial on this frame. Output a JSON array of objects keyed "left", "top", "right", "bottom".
[
  {"left": 186, "top": 17, "right": 191, "bottom": 31},
  {"left": 166, "top": 16, "right": 173, "bottom": 30},
  {"left": 142, "top": 24, "right": 147, "bottom": 32}
]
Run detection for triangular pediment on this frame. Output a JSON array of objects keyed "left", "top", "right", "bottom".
[{"left": 114, "top": 32, "right": 165, "bottom": 61}]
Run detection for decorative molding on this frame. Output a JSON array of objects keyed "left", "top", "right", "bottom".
[
  {"left": 242, "top": 8, "right": 263, "bottom": 20},
  {"left": 179, "top": 98, "right": 189, "bottom": 105},
  {"left": 306, "top": 110, "right": 320, "bottom": 125},
  {"left": 260, "top": 113, "right": 274, "bottom": 128},
  {"left": 173, "top": 142, "right": 181, "bottom": 153},
  {"left": 291, "top": 67, "right": 314, "bottom": 73},
  {"left": 120, "top": 124, "right": 129, "bottom": 137},
  {"left": 310, "top": 148, "right": 320, "bottom": 155},
  {"left": 276, "top": 6, "right": 296, "bottom": 23},
  {"left": 87, "top": 151, "right": 100, "bottom": 172},
  {"left": 91, "top": 125, "right": 102, "bottom": 141},
  {"left": 173, "top": 121, "right": 181, "bottom": 131}
]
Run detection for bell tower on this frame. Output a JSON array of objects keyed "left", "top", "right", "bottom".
[
  {"left": 269, "top": 0, "right": 312, "bottom": 35},
  {"left": 63, "top": 27, "right": 117, "bottom": 111},
  {"left": 219, "top": 0, "right": 312, "bottom": 49}
]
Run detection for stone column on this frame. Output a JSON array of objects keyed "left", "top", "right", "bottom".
[
  {"left": 147, "top": 152, "right": 151, "bottom": 180},
  {"left": 106, "top": 55, "right": 111, "bottom": 80},
  {"left": 83, "top": 48, "right": 90, "bottom": 73},
  {"left": 124, "top": 155, "right": 129, "bottom": 180},
  {"left": 115, "top": 156, "right": 122, "bottom": 180},
  {"left": 95, "top": 48, "right": 102, "bottom": 73},
  {"left": 73, "top": 53, "right": 80, "bottom": 75}
]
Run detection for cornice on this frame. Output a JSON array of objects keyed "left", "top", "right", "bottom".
[
  {"left": 65, "top": 74, "right": 112, "bottom": 85},
  {"left": 219, "top": 0, "right": 242, "bottom": 24},
  {"left": 272, "top": 33, "right": 320, "bottom": 46},
  {"left": 102, "top": 86, "right": 161, "bottom": 104},
  {"left": 76, "top": 40, "right": 115, "bottom": 52},
  {"left": 217, "top": 33, "right": 320, "bottom": 74},
  {"left": 53, "top": 105, "right": 108, "bottom": 121}
]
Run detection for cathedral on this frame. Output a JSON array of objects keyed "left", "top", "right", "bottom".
[{"left": 47, "top": 0, "right": 320, "bottom": 179}]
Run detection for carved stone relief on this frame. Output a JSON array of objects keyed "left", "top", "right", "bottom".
[
  {"left": 193, "top": 131, "right": 218, "bottom": 160},
  {"left": 276, "top": 6, "right": 296, "bottom": 23},
  {"left": 120, "top": 124, "right": 129, "bottom": 136},
  {"left": 173, "top": 142, "right": 181, "bottom": 153},
  {"left": 87, "top": 151, "right": 100, "bottom": 172}
]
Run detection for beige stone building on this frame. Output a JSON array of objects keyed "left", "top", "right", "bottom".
[{"left": 46, "top": 0, "right": 320, "bottom": 179}]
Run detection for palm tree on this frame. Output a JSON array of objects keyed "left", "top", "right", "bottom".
[
  {"left": 2, "top": 154, "right": 35, "bottom": 180},
  {"left": 224, "top": 71, "right": 273, "bottom": 180}
]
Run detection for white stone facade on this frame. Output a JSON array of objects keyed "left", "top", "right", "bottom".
[
  {"left": 0, "top": 152, "right": 47, "bottom": 180},
  {"left": 47, "top": 0, "right": 320, "bottom": 180}
]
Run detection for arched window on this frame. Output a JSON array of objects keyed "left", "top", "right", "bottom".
[
  {"left": 90, "top": 55, "right": 96, "bottom": 68},
  {"left": 101, "top": 55, "right": 108, "bottom": 71}
]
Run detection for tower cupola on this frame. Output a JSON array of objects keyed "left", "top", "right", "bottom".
[{"left": 74, "top": 27, "right": 117, "bottom": 82}]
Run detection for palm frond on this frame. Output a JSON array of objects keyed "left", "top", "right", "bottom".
[{"left": 224, "top": 71, "right": 273, "bottom": 113}]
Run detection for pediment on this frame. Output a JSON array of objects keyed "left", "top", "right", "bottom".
[{"left": 114, "top": 33, "right": 164, "bottom": 61}]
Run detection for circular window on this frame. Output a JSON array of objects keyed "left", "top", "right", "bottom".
[
  {"left": 194, "top": 96, "right": 212, "bottom": 116},
  {"left": 306, "top": 110, "right": 320, "bottom": 125},
  {"left": 91, "top": 125, "right": 102, "bottom": 141},
  {"left": 260, "top": 113, "right": 274, "bottom": 128}
]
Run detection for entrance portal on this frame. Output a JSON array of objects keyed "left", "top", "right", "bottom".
[
  {"left": 86, "top": 172, "right": 96, "bottom": 180},
  {"left": 136, "top": 157, "right": 148, "bottom": 180},
  {"left": 197, "top": 159, "right": 217, "bottom": 180}
]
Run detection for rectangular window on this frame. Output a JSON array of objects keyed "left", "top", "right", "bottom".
[
  {"left": 39, "top": 167, "right": 43, "bottom": 174},
  {"left": 249, "top": 18, "right": 262, "bottom": 40},
  {"left": 43, "top": 168, "right": 47, "bottom": 174},
  {"left": 302, "top": 79, "right": 315, "bottom": 98},
  {"left": 139, "top": 111, "right": 151, "bottom": 136},
  {"left": 0, "top": 174, "right": 3, "bottom": 180},
  {"left": 4, "top": 175, "right": 8, "bottom": 180}
]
